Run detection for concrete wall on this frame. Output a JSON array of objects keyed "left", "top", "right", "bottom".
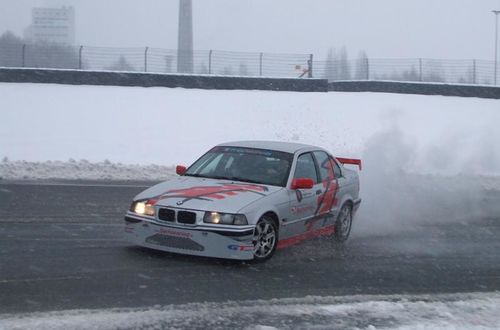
[
  {"left": 328, "top": 81, "right": 500, "bottom": 99},
  {"left": 0, "top": 68, "right": 328, "bottom": 92},
  {"left": 2, "top": 68, "right": 499, "bottom": 98}
]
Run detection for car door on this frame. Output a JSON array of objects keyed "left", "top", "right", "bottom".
[
  {"left": 281, "top": 152, "right": 324, "bottom": 240},
  {"left": 312, "top": 151, "right": 342, "bottom": 223}
]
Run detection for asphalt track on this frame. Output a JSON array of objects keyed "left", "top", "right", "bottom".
[{"left": 1, "top": 181, "right": 499, "bottom": 315}]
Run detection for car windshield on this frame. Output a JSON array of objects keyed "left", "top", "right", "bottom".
[{"left": 184, "top": 146, "right": 293, "bottom": 187}]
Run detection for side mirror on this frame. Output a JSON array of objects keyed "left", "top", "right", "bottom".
[
  {"left": 291, "top": 178, "right": 314, "bottom": 190},
  {"left": 176, "top": 165, "right": 187, "bottom": 176}
]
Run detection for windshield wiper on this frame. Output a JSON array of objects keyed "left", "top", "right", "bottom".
[
  {"left": 185, "top": 174, "right": 267, "bottom": 185},
  {"left": 184, "top": 174, "right": 232, "bottom": 180},
  {"left": 223, "top": 176, "right": 267, "bottom": 185},
  {"left": 183, "top": 173, "right": 209, "bottom": 178}
]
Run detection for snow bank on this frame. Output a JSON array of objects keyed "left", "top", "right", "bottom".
[
  {"left": 1, "top": 292, "right": 499, "bottom": 330},
  {"left": 0, "top": 158, "right": 175, "bottom": 181}
]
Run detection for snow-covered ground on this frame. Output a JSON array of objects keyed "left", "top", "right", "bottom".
[
  {"left": 1, "top": 82, "right": 499, "bottom": 176},
  {"left": 1, "top": 292, "right": 499, "bottom": 330},
  {"left": 1, "top": 83, "right": 500, "bottom": 327}
]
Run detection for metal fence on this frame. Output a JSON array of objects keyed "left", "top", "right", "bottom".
[
  {"left": 315, "top": 58, "right": 498, "bottom": 85},
  {"left": 0, "top": 43, "right": 498, "bottom": 85},
  {"left": 0, "top": 44, "right": 312, "bottom": 78}
]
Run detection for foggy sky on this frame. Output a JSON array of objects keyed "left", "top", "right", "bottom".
[{"left": 1, "top": 0, "right": 499, "bottom": 61}]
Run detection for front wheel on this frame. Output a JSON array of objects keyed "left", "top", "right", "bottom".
[
  {"left": 334, "top": 203, "right": 352, "bottom": 242},
  {"left": 252, "top": 216, "right": 278, "bottom": 262}
]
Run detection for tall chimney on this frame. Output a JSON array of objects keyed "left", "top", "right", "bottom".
[{"left": 177, "top": 0, "right": 193, "bottom": 73}]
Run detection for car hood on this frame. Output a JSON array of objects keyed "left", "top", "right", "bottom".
[{"left": 134, "top": 176, "right": 283, "bottom": 214}]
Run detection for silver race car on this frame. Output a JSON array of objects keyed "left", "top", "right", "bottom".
[{"left": 125, "top": 141, "right": 362, "bottom": 261}]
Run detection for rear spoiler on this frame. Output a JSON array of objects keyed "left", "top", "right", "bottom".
[{"left": 336, "top": 157, "right": 362, "bottom": 170}]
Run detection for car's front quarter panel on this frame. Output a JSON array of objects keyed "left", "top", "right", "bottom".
[
  {"left": 237, "top": 187, "right": 290, "bottom": 228},
  {"left": 124, "top": 179, "right": 286, "bottom": 260}
]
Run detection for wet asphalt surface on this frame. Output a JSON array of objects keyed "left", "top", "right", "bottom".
[{"left": 0, "top": 180, "right": 499, "bottom": 314}]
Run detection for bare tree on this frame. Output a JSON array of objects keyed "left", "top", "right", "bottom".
[
  {"left": 106, "top": 56, "right": 135, "bottom": 72},
  {"left": 323, "top": 48, "right": 338, "bottom": 81},
  {"left": 338, "top": 47, "right": 351, "bottom": 80},
  {"left": 165, "top": 55, "right": 173, "bottom": 73},
  {"left": 239, "top": 62, "right": 249, "bottom": 76},
  {"left": 355, "top": 51, "right": 369, "bottom": 80},
  {"left": 198, "top": 62, "right": 208, "bottom": 74},
  {"left": 424, "top": 59, "right": 445, "bottom": 82},
  {"left": 0, "top": 31, "right": 23, "bottom": 67},
  {"left": 324, "top": 47, "right": 351, "bottom": 81},
  {"left": 25, "top": 42, "right": 79, "bottom": 69},
  {"left": 222, "top": 66, "right": 233, "bottom": 75}
]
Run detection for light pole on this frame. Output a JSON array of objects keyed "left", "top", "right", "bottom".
[{"left": 494, "top": 10, "right": 500, "bottom": 85}]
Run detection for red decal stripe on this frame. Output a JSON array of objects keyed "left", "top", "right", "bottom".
[
  {"left": 155, "top": 183, "right": 268, "bottom": 203},
  {"left": 277, "top": 224, "right": 335, "bottom": 249}
]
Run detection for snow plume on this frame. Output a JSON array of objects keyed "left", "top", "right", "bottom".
[
  {"left": 0, "top": 292, "right": 499, "bottom": 330},
  {"left": 429, "top": 126, "right": 500, "bottom": 176},
  {"left": 355, "top": 120, "right": 500, "bottom": 236}
]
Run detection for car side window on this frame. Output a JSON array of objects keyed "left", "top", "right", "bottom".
[
  {"left": 332, "top": 157, "right": 342, "bottom": 178},
  {"left": 313, "top": 151, "right": 334, "bottom": 181},
  {"left": 293, "top": 153, "right": 319, "bottom": 183}
]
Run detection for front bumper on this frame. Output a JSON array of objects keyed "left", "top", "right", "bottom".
[{"left": 124, "top": 214, "right": 255, "bottom": 260}]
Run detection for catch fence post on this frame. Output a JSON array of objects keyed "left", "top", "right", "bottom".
[
  {"left": 259, "top": 53, "right": 263, "bottom": 76},
  {"left": 208, "top": 50, "right": 213, "bottom": 74},
  {"left": 22, "top": 44, "right": 26, "bottom": 67},
  {"left": 419, "top": 58, "right": 423, "bottom": 81},
  {"left": 472, "top": 59, "right": 476, "bottom": 84},
  {"left": 78, "top": 46, "right": 83, "bottom": 69},
  {"left": 144, "top": 47, "right": 149, "bottom": 72},
  {"left": 308, "top": 54, "right": 313, "bottom": 78}
]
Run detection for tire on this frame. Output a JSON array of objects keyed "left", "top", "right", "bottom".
[
  {"left": 334, "top": 203, "right": 352, "bottom": 242},
  {"left": 251, "top": 216, "right": 278, "bottom": 262}
]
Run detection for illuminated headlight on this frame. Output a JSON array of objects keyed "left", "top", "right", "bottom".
[
  {"left": 203, "top": 212, "right": 248, "bottom": 225},
  {"left": 130, "top": 200, "right": 155, "bottom": 217}
]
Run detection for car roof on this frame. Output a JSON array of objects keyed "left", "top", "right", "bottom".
[{"left": 217, "top": 140, "right": 326, "bottom": 154}]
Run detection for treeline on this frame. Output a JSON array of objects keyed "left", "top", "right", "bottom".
[
  {"left": 322, "top": 47, "right": 369, "bottom": 81},
  {"left": 321, "top": 47, "right": 483, "bottom": 83},
  {"left": 0, "top": 31, "right": 135, "bottom": 71},
  {"left": 0, "top": 31, "right": 80, "bottom": 69}
]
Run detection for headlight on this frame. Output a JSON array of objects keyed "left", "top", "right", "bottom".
[
  {"left": 130, "top": 200, "right": 155, "bottom": 217},
  {"left": 203, "top": 212, "right": 248, "bottom": 225}
]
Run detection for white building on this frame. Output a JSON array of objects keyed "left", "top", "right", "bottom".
[{"left": 24, "top": 6, "right": 75, "bottom": 45}]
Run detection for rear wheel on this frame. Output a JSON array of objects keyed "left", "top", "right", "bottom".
[
  {"left": 334, "top": 203, "right": 352, "bottom": 242},
  {"left": 252, "top": 216, "right": 278, "bottom": 262}
]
